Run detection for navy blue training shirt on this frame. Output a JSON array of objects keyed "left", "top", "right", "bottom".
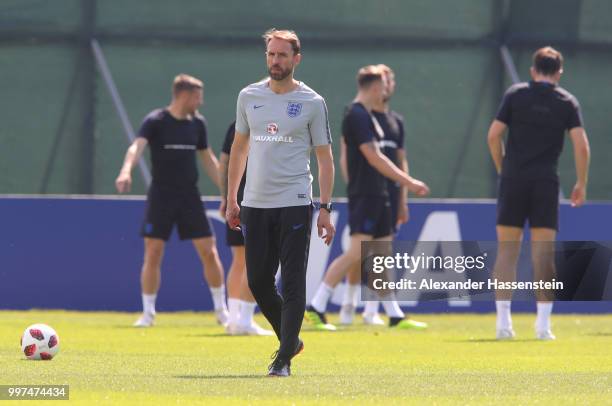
[
  {"left": 372, "top": 110, "right": 405, "bottom": 194},
  {"left": 342, "top": 102, "right": 388, "bottom": 197},
  {"left": 496, "top": 81, "right": 583, "bottom": 180},
  {"left": 138, "top": 108, "right": 208, "bottom": 190},
  {"left": 221, "top": 121, "right": 246, "bottom": 204}
]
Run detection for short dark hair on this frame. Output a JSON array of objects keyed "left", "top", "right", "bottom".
[
  {"left": 172, "top": 74, "right": 203, "bottom": 96},
  {"left": 356, "top": 65, "right": 384, "bottom": 89},
  {"left": 533, "top": 47, "right": 563, "bottom": 76}
]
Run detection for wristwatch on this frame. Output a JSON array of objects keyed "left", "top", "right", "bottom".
[{"left": 319, "top": 202, "right": 333, "bottom": 213}]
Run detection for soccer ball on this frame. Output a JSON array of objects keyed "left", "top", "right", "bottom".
[{"left": 21, "top": 324, "right": 60, "bottom": 360}]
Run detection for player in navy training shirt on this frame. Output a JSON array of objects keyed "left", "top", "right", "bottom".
[
  {"left": 306, "top": 65, "right": 430, "bottom": 331},
  {"left": 115, "top": 74, "right": 229, "bottom": 327},
  {"left": 338, "top": 64, "right": 427, "bottom": 330},
  {"left": 487, "top": 47, "right": 591, "bottom": 340}
]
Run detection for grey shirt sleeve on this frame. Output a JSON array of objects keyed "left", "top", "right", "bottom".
[
  {"left": 309, "top": 97, "right": 332, "bottom": 146},
  {"left": 235, "top": 90, "right": 249, "bottom": 135}
]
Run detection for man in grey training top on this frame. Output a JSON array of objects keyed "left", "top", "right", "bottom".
[{"left": 226, "top": 28, "right": 335, "bottom": 377}]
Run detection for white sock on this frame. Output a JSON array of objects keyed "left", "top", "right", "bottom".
[
  {"left": 364, "top": 300, "right": 379, "bottom": 315},
  {"left": 536, "top": 302, "right": 553, "bottom": 332},
  {"left": 381, "top": 299, "right": 404, "bottom": 319},
  {"left": 496, "top": 300, "right": 512, "bottom": 330},
  {"left": 311, "top": 283, "right": 334, "bottom": 313},
  {"left": 142, "top": 293, "right": 156, "bottom": 316},
  {"left": 227, "top": 298, "right": 240, "bottom": 325},
  {"left": 342, "top": 283, "right": 361, "bottom": 307},
  {"left": 239, "top": 300, "right": 256, "bottom": 327},
  {"left": 210, "top": 285, "right": 227, "bottom": 311}
]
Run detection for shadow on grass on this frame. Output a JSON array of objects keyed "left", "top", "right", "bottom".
[
  {"left": 182, "top": 333, "right": 269, "bottom": 338},
  {"left": 113, "top": 325, "right": 222, "bottom": 330},
  {"left": 174, "top": 375, "right": 265, "bottom": 380},
  {"left": 301, "top": 328, "right": 380, "bottom": 334},
  {"left": 449, "top": 338, "right": 542, "bottom": 343},
  {"left": 585, "top": 332, "right": 612, "bottom": 337},
  {"left": 109, "top": 326, "right": 231, "bottom": 335}
]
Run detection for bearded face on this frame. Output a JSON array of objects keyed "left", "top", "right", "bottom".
[
  {"left": 266, "top": 38, "right": 299, "bottom": 81},
  {"left": 268, "top": 64, "right": 293, "bottom": 81}
]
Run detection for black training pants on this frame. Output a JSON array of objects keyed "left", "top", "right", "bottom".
[{"left": 241, "top": 204, "right": 312, "bottom": 360}]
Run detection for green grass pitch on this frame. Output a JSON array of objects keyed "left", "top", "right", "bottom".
[{"left": 0, "top": 310, "right": 610, "bottom": 405}]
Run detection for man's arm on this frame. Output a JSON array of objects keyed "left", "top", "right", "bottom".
[
  {"left": 218, "top": 152, "right": 230, "bottom": 216},
  {"left": 115, "top": 137, "right": 148, "bottom": 193},
  {"left": 226, "top": 131, "right": 249, "bottom": 229},
  {"left": 569, "top": 127, "right": 590, "bottom": 207},
  {"left": 359, "top": 142, "right": 429, "bottom": 196},
  {"left": 198, "top": 148, "right": 221, "bottom": 190},
  {"left": 315, "top": 144, "right": 335, "bottom": 245},
  {"left": 339, "top": 137, "right": 349, "bottom": 183},
  {"left": 487, "top": 119, "right": 507, "bottom": 174},
  {"left": 396, "top": 148, "right": 409, "bottom": 224},
  {"left": 308, "top": 96, "right": 336, "bottom": 244}
]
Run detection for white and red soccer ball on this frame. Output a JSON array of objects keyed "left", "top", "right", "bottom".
[{"left": 21, "top": 324, "right": 60, "bottom": 360}]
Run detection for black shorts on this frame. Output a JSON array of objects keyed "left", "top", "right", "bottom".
[
  {"left": 496, "top": 177, "right": 559, "bottom": 230},
  {"left": 348, "top": 195, "right": 393, "bottom": 239},
  {"left": 225, "top": 222, "right": 244, "bottom": 246},
  {"left": 141, "top": 185, "right": 213, "bottom": 241}
]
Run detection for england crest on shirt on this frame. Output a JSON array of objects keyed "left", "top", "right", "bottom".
[{"left": 286, "top": 102, "right": 302, "bottom": 118}]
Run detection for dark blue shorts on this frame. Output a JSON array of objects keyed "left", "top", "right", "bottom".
[
  {"left": 225, "top": 222, "right": 245, "bottom": 246},
  {"left": 496, "top": 177, "right": 559, "bottom": 230},
  {"left": 348, "top": 195, "right": 393, "bottom": 239},
  {"left": 141, "top": 185, "right": 213, "bottom": 241}
]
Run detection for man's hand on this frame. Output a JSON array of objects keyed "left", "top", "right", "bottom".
[
  {"left": 116, "top": 138, "right": 147, "bottom": 193},
  {"left": 407, "top": 178, "right": 430, "bottom": 196},
  {"left": 317, "top": 209, "right": 335, "bottom": 246},
  {"left": 115, "top": 172, "right": 132, "bottom": 193},
  {"left": 226, "top": 200, "right": 241, "bottom": 230},
  {"left": 570, "top": 183, "right": 586, "bottom": 207},
  {"left": 397, "top": 203, "right": 409, "bottom": 225}
]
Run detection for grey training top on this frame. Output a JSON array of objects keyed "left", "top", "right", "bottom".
[{"left": 235, "top": 80, "right": 331, "bottom": 208}]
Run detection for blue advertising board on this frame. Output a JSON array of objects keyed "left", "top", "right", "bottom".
[{"left": 1, "top": 196, "right": 610, "bottom": 313}]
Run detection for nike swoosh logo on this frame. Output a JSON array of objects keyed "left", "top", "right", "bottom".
[
  {"left": 254, "top": 105, "right": 264, "bottom": 109},
  {"left": 292, "top": 224, "right": 304, "bottom": 230}
]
